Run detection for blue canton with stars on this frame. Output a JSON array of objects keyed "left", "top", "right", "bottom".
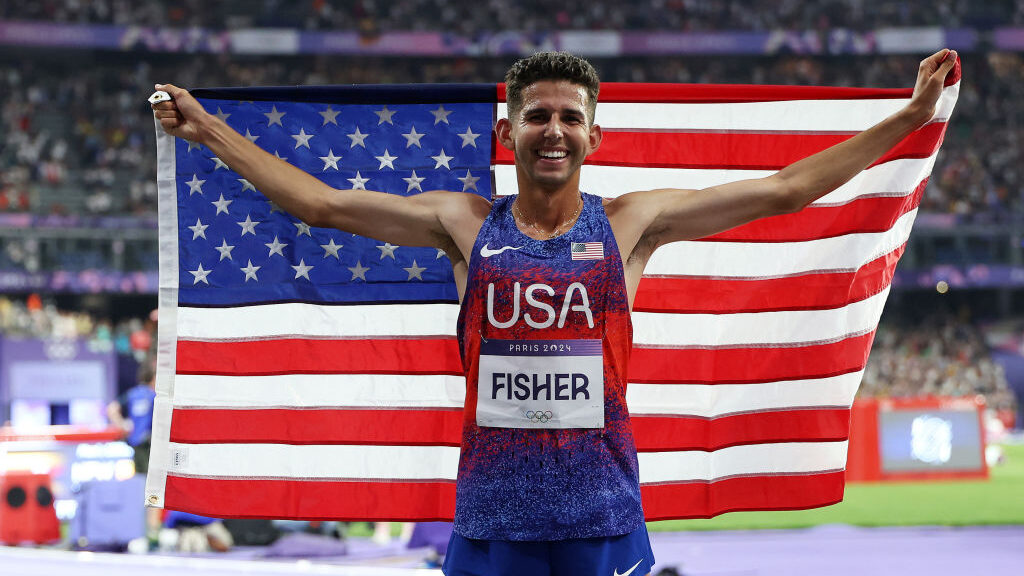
[{"left": 174, "top": 85, "right": 495, "bottom": 306}]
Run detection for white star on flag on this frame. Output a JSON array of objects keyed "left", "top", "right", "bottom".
[
  {"left": 458, "top": 126, "right": 480, "bottom": 148},
  {"left": 347, "top": 260, "right": 369, "bottom": 281},
  {"left": 238, "top": 178, "right": 256, "bottom": 193},
  {"left": 403, "top": 260, "right": 426, "bottom": 281},
  {"left": 211, "top": 156, "right": 229, "bottom": 170},
  {"left": 243, "top": 129, "right": 259, "bottom": 143},
  {"left": 320, "top": 149, "right": 342, "bottom": 171},
  {"left": 213, "top": 107, "right": 230, "bottom": 122},
  {"left": 214, "top": 239, "right": 235, "bottom": 261},
  {"left": 347, "top": 127, "right": 369, "bottom": 148},
  {"left": 431, "top": 149, "right": 454, "bottom": 170},
  {"left": 237, "top": 214, "right": 260, "bottom": 236},
  {"left": 264, "top": 105, "right": 286, "bottom": 127},
  {"left": 403, "top": 170, "right": 425, "bottom": 192},
  {"left": 265, "top": 236, "right": 288, "bottom": 257},
  {"left": 266, "top": 200, "right": 284, "bottom": 213},
  {"left": 320, "top": 238, "right": 343, "bottom": 259},
  {"left": 319, "top": 106, "right": 340, "bottom": 126},
  {"left": 240, "top": 259, "right": 260, "bottom": 282},
  {"left": 376, "top": 242, "right": 398, "bottom": 260},
  {"left": 375, "top": 149, "right": 398, "bottom": 170},
  {"left": 291, "top": 128, "right": 314, "bottom": 149},
  {"left": 294, "top": 221, "right": 312, "bottom": 237},
  {"left": 402, "top": 126, "right": 425, "bottom": 148},
  {"left": 292, "top": 259, "right": 314, "bottom": 280},
  {"left": 347, "top": 172, "right": 369, "bottom": 190},
  {"left": 458, "top": 170, "right": 480, "bottom": 191},
  {"left": 186, "top": 174, "right": 206, "bottom": 195},
  {"left": 188, "top": 218, "right": 209, "bottom": 240},
  {"left": 189, "top": 263, "right": 211, "bottom": 285},
  {"left": 211, "top": 194, "right": 233, "bottom": 215},
  {"left": 375, "top": 106, "right": 396, "bottom": 125},
  {"left": 430, "top": 104, "right": 452, "bottom": 125}
]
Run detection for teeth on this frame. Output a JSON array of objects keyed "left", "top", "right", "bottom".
[{"left": 539, "top": 150, "right": 567, "bottom": 159}]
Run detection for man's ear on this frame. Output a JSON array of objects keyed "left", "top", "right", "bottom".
[
  {"left": 495, "top": 118, "right": 514, "bottom": 151},
  {"left": 588, "top": 123, "right": 603, "bottom": 154}
]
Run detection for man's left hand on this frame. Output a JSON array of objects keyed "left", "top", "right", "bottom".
[{"left": 908, "top": 49, "right": 958, "bottom": 124}]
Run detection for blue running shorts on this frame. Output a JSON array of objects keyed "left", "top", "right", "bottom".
[{"left": 442, "top": 524, "right": 655, "bottom": 576}]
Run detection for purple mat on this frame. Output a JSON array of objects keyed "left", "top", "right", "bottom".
[
  {"left": 648, "top": 525, "right": 1024, "bottom": 576},
  {"left": 2, "top": 526, "right": 1022, "bottom": 575}
]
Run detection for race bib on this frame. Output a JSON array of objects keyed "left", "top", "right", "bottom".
[{"left": 476, "top": 339, "right": 604, "bottom": 429}]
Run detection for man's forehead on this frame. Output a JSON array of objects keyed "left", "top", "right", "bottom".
[{"left": 518, "top": 80, "right": 589, "bottom": 112}]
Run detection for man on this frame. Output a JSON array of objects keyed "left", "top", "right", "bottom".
[
  {"left": 153, "top": 49, "right": 957, "bottom": 576},
  {"left": 107, "top": 362, "right": 163, "bottom": 548}
]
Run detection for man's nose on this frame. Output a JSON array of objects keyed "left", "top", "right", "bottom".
[{"left": 543, "top": 117, "right": 563, "bottom": 138}]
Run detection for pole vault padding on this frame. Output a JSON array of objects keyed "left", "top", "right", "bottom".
[{"left": 0, "top": 472, "right": 61, "bottom": 544}]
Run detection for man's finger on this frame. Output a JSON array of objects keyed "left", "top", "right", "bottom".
[{"left": 934, "top": 50, "right": 957, "bottom": 80}]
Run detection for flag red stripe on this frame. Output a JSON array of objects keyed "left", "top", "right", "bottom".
[
  {"left": 167, "top": 406, "right": 848, "bottom": 450},
  {"left": 703, "top": 178, "right": 925, "bottom": 242},
  {"left": 164, "top": 475, "right": 456, "bottom": 522},
  {"left": 163, "top": 469, "right": 845, "bottom": 522},
  {"left": 493, "top": 123, "right": 945, "bottom": 169},
  {"left": 176, "top": 337, "right": 463, "bottom": 376},
  {"left": 176, "top": 333, "right": 873, "bottom": 383},
  {"left": 499, "top": 82, "right": 913, "bottom": 103},
  {"left": 641, "top": 470, "right": 846, "bottom": 521},
  {"left": 634, "top": 244, "right": 905, "bottom": 314},
  {"left": 629, "top": 331, "right": 875, "bottom": 384},
  {"left": 631, "top": 408, "right": 850, "bottom": 452},
  {"left": 169, "top": 407, "right": 464, "bottom": 446}
]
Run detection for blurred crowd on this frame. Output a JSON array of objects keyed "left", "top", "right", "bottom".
[
  {"left": 861, "top": 317, "right": 1018, "bottom": 414},
  {"left": 1, "top": 0, "right": 1021, "bottom": 31},
  {"left": 2, "top": 49, "right": 1021, "bottom": 220},
  {"left": 0, "top": 294, "right": 153, "bottom": 359}
]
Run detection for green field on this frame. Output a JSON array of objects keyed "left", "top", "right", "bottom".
[{"left": 648, "top": 443, "right": 1024, "bottom": 531}]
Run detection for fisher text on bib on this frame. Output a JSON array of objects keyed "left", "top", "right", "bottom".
[{"left": 477, "top": 338, "right": 605, "bottom": 429}]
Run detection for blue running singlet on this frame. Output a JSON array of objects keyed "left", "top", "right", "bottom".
[{"left": 454, "top": 193, "right": 643, "bottom": 541}]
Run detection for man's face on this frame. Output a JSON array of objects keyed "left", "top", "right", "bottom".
[{"left": 503, "top": 80, "right": 601, "bottom": 190}]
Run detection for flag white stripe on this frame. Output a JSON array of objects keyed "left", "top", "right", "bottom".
[
  {"left": 497, "top": 83, "right": 957, "bottom": 130},
  {"left": 174, "top": 373, "right": 466, "bottom": 409},
  {"left": 646, "top": 208, "right": 916, "bottom": 277},
  {"left": 166, "top": 440, "right": 847, "bottom": 483},
  {"left": 173, "top": 371, "right": 863, "bottom": 418},
  {"left": 637, "top": 441, "right": 849, "bottom": 484},
  {"left": 167, "top": 442, "right": 460, "bottom": 481},
  {"left": 175, "top": 287, "right": 886, "bottom": 347},
  {"left": 626, "top": 372, "right": 863, "bottom": 417},
  {"left": 177, "top": 302, "right": 460, "bottom": 340},
  {"left": 498, "top": 156, "right": 936, "bottom": 203}
]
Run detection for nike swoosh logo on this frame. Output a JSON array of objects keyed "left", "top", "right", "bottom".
[
  {"left": 613, "top": 558, "right": 644, "bottom": 576},
  {"left": 480, "top": 244, "right": 522, "bottom": 258}
]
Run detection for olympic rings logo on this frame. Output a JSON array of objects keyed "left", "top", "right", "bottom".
[{"left": 524, "top": 410, "right": 554, "bottom": 423}]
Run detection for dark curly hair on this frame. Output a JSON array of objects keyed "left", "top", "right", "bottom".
[{"left": 504, "top": 51, "right": 600, "bottom": 125}]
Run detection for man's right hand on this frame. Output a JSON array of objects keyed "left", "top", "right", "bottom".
[{"left": 151, "top": 83, "right": 209, "bottom": 143}]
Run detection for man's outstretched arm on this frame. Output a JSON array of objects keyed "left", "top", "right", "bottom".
[
  {"left": 608, "top": 49, "right": 958, "bottom": 263},
  {"left": 151, "top": 84, "right": 490, "bottom": 254}
]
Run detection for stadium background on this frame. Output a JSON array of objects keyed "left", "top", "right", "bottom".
[{"left": 0, "top": 1, "right": 1022, "bottom": 574}]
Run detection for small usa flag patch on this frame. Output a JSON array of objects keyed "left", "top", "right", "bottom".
[{"left": 571, "top": 242, "right": 604, "bottom": 260}]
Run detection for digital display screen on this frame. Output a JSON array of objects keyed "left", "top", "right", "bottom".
[{"left": 878, "top": 408, "right": 984, "bottom": 473}]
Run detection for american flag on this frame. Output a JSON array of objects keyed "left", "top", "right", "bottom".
[
  {"left": 147, "top": 63, "right": 960, "bottom": 521},
  {"left": 571, "top": 241, "right": 604, "bottom": 260}
]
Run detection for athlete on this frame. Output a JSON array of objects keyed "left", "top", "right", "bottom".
[{"left": 153, "top": 49, "right": 957, "bottom": 576}]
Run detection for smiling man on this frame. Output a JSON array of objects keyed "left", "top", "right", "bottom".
[{"left": 153, "top": 49, "right": 957, "bottom": 576}]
